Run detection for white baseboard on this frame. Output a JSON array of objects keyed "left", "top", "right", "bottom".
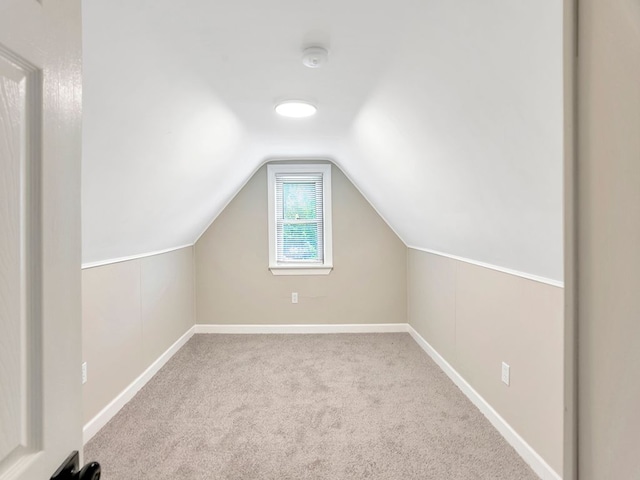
[
  {"left": 406, "top": 325, "right": 562, "bottom": 480},
  {"left": 194, "top": 323, "right": 409, "bottom": 334},
  {"left": 83, "top": 326, "right": 195, "bottom": 444},
  {"left": 196, "top": 323, "right": 409, "bottom": 334}
]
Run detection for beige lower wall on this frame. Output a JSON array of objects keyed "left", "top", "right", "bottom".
[
  {"left": 82, "top": 246, "right": 195, "bottom": 423},
  {"left": 196, "top": 163, "right": 407, "bottom": 325},
  {"left": 407, "top": 248, "right": 564, "bottom": 474}
]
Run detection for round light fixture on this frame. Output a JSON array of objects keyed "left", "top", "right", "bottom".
[{"left": 275, "top": 101, "right": 317, "bottom": 118}]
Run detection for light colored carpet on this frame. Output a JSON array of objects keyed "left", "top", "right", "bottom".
[{"left": 85, "top": 333, "right": 539, "bottom": 479}]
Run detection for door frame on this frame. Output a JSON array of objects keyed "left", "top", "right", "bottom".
[{"left": 563, "top": 0, "right": 577, "bottom": 479}]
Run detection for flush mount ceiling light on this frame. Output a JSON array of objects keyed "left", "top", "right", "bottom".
[{"left": 275, "top": 101, "right": 317, "bottom": 118}]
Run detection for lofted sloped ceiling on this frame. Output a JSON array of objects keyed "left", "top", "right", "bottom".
[{"left": 82, "top": 0, "right": 563, "bottom": 282}]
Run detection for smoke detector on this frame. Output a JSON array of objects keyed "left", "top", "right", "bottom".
[{"left": 302, "top": 47, "right": 329, "bottom": 68}]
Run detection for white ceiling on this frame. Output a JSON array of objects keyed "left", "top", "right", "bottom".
[{"left": 82, "top": 0, "right": 563, "bottom": 282}]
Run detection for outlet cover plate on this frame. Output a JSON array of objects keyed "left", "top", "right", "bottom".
[{"left": 501, "top": 362, "right": 510, "bottom": 386}]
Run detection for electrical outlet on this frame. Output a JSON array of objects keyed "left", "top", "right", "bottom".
[
  {"left": 501, "top": 362, "right": 510, "bottom": 386},
  {"left": 82, "top": 362, "right": 88, "bottom": 384},
  {"left": 291, "top": 292, "right": 298, "bottom": 304}
]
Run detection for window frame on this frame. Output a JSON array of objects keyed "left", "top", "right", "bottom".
[{"left": 267, "top": 163, "right": 333, "bottom": 276}]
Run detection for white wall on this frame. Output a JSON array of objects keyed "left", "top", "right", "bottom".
[
  {"left": 81, "top": 0, "right": 564, "bottom": 285},
  {"left": 345, "top": 0, "right": 563, "bottom": 281}
]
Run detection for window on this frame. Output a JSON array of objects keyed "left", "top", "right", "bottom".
[{"left": 267, "top": 164, "right": 332, "bottom": 275}]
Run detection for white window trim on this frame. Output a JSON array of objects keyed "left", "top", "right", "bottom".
[{"left": 267, "top": 163, "right": 333, "bottom": 275}]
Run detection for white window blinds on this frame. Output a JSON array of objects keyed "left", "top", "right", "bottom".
[
  {"left": 267, "top": 163, "right": 332, "bottom": 275},
  {"left": 274, "top": 172, "right": 324, "bottom": 264}
]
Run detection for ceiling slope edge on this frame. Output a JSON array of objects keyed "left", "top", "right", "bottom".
[
  {"left": 81, "top": 156, "right": 564, "bottom": 289},
  {"left": 80, "top": 156, "right": 407, "bottom": 270},
  {"left": 192, "top": 156, "right": 409, "bottom": 247}
]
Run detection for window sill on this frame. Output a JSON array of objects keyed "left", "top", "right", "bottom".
[{"left": 269, "top": 265, "right": 333, "bottom": 276}]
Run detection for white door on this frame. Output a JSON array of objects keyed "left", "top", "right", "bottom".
[{"left": 0, "top": 0, "right": 86, "bottom": 479}]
